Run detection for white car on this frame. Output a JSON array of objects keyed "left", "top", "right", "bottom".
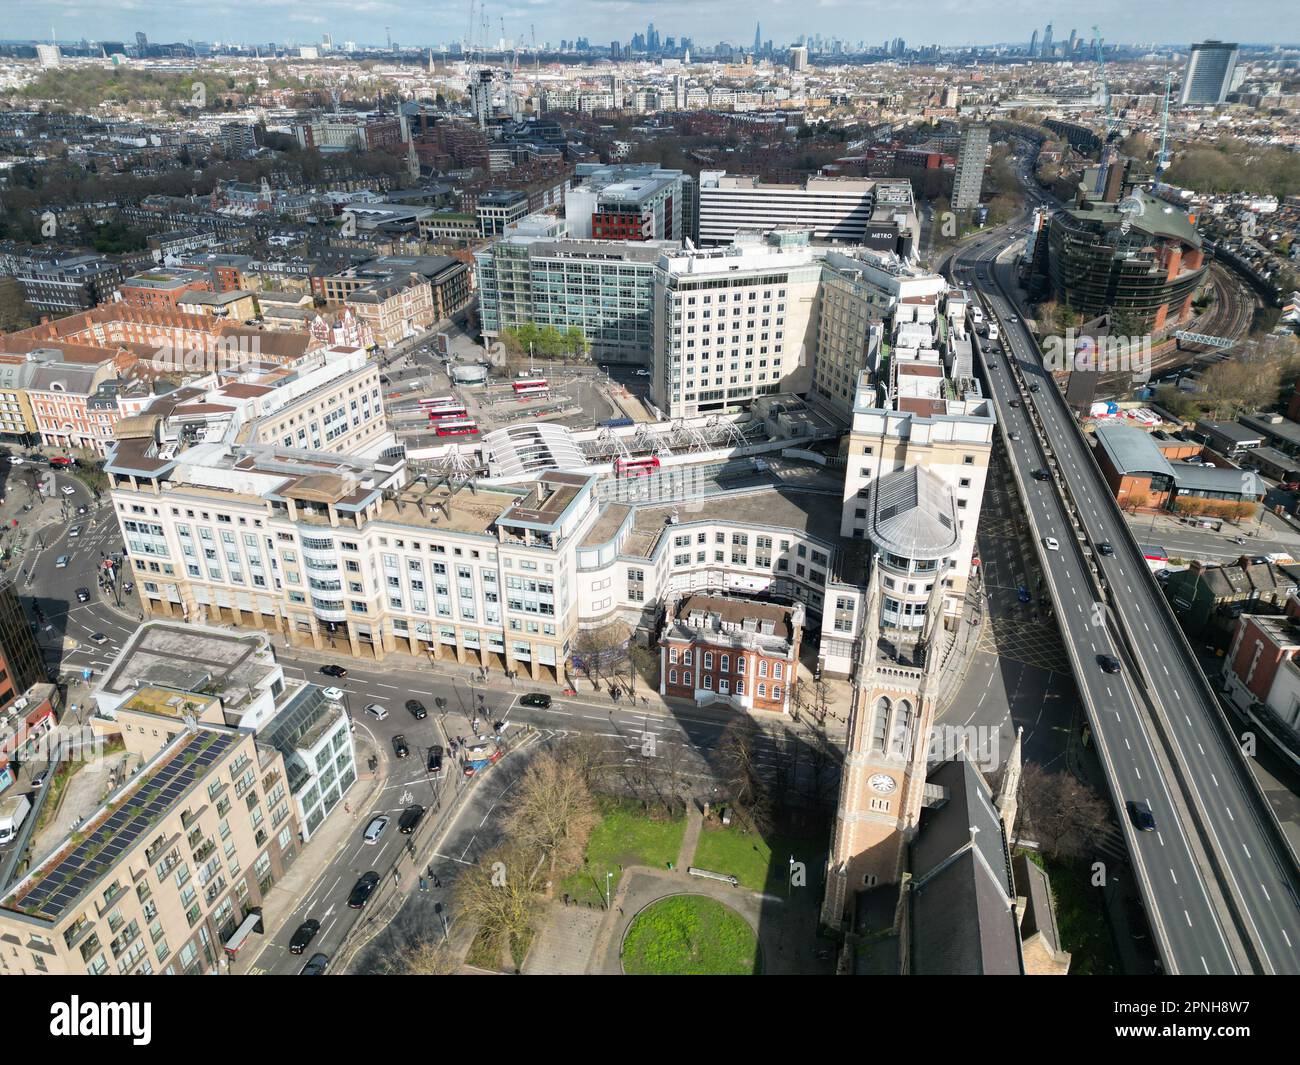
[
  {"left": 7, "top": 456, "right": 22, "bottom": 465},
  {"left": 322, "top": 686, "right": 345, "bottom": 701},
  {"left": 634, "top": 369, "right": 650, "bottom": 377},
  {"left": 68, "top": 525, "right": 82, "bottom": 538},
  {"left": 364, "top": 703, "right": 389, "bottom": 720},
  {"left": 1043, "top": 537, "right": 1060, "bottom": 551},
  {"left": 55, "top": 554, "right": 70, "bottom": 568},
  {"left": 61, "top": 485, "right": 76, "bottom": 496}
]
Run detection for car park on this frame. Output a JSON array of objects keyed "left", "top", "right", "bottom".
[
  {"left": 1126, "top": 800, "right": 1156, "bottom": 832},
  {"left": 399, "top": 805, "right": 425, "bottom": 834},
  {"left": 1098, "top": 654, "right": 1122, "bottom": 674},
  {"left": 320, "top": 664, "right": 348, "bottom": 678},
  {"left": 392, "top": 734, "right": 410, "bottom": 758},
  {"left": 363, "top": 815, "right": 389, "bottom": 844},
  {"left": 365, "top": 703, "right": 389, "bottom": 720},
  {"left": 1042, "top": 537, "right": 1059, "bottom": 551},
  {"left": 348, "top": 872, "right": 380, "bottom": 908},
  {"left": 289, "top": 919, "right": 321, "bottom": 954},
  {"left": 300, "top": 952, "right": 330, "bottom": 975},
  {"left": 75, "top": 587, "right": 90, "bottom": 603},
  {"left": 322, "top": 687, "right": 345, "bottom": 701},
  {"left": 519, "top": 692, "right": 552, "bottom": 709},
  {"left": 405, "top": 699, "right": 427, "bottom": 720}
]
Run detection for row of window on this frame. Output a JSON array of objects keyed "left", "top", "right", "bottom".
[
  {"left": 667, "top": 669, "right": 782, "bottom": 700},
  {"left": 668, "top": 647, "right": 784, "bottom": 678}
]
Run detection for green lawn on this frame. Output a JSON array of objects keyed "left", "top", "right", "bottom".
[
  {"left": 622, "top": 895, "right": 758, "bottom": 975},
  {"left": 692, "top": 822, "right": 829, "bottom": 895},
  {"left": 1019, "top": 850, "right": 1119, "bottom": 975},
  {"left": 560, "top": 798, "right": 686, "bottom": 906}
]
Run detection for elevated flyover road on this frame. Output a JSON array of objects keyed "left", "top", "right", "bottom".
[{"left": 952, "top": 230, "right": 1300, "bottom": 975}]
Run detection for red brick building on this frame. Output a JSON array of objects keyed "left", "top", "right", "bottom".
[{"left": 659, "top": 594, "right": 804, "bottom": 714}]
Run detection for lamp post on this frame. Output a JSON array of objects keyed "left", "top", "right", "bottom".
[{"left": 605, "top": 871, "right": 613, "bottom": 911}]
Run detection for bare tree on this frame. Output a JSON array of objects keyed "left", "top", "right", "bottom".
[
  {"left": 715, "top": 718, "right": 775, "bottom": 833},
  {"left": 454, "top": 842, "right": 545, "bottom": 964},
  {"left": 571, "top": 623, "right": 629, "bottom": 687},
  {"left": 502, "top": 750, "right": 598, "bottom": 878},
  {"left": 1018, "top": 764, "right": 1112, "bottom": 860}
]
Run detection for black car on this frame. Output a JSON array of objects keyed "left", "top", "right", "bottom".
[
  {"left": 399, "top": 805, "right": 426, "bottom": 834},
  {"left": 320, "top": 664, "right": 348, "bottom": 679},
  {"left": 288, "top": 919, "right": 320, "bottom": 954},
  {"left": 1029, "top": 383, "right": 1041, "bottom": 393},
  {"left": 427, "top": 745, "right": 445, "bottom": 775},
  {"left": 75, "top": 587, "right": 90, "bottom": 603},
  {"left": 1009, "top": 398, "right": 1021, "bottom": 408},
  {"left": 519, "top": 692, "right": 552, "bottom": 709},
  {"left": 1097, "top": 542, "right": 1114, "bottom": 556},
  {"left": 392, "top": 734, "right": 410, "bottom": 758},
  {"left": 300, "top": 952, "right": 329, "bottom": 975},
  {"left": 1098, "top": 654, "right": 1122, "bottom": 674},
  {"left": 347, "top": 871, "right": 380, "bottom": 908},
  {"left": 1032, "top": 469, "right": 1050, "bottom": 481},
  {"left": 405, "top": 699, "right": 428, "bottom": 720},
  {"left": 1126, "top": 800, "right": 1156, "bottom": 833}
]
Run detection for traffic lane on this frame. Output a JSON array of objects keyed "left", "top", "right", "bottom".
[
  {"left": 984, "top": 263, "right": 1300, "bottom": 967},
  {"left": 978, "top": 263, "right": 1291, "bottom": 969},
  {"left": 981, "top": 328, "right": 1240, "bottom": 971}
]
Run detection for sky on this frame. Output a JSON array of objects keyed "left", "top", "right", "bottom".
[{"left": 5, "top": 0, "right": 1296, "bottom": 49}]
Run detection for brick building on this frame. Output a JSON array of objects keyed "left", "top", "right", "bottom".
[{"left": 659, "top": 593, "right": 803, "bottom": 714}]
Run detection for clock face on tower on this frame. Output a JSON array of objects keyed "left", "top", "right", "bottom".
[{"left": 869, "top": 773, "right": 897, "bottom": 795}]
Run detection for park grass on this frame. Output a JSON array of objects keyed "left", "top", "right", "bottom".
[
  {"left": 559, "top": 797, "right": 685, "bottom": 906},
  {"left": 622, "top": 895, "right": 758, "bottom": 975},
  {"left": 1020, "top": 849, "right": 1119, "bottom": 975},
  {"left": 692, "top": 819, "right": 830, "bottom": 895}
]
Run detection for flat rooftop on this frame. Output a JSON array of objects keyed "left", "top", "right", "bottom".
[
  {"left": 100, "top": 623, "right": 277, "bottom": 711},
  {"left": 378, "top": 479, "right": 517, "bottom": 536}
]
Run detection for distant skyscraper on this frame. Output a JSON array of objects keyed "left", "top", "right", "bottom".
[
  {"left": 1068, "top": 29, "right": 1078, "bottom": 54},
  {"left": 754, "top": 23, "right": 762, "bottom": 54},
  {"left": 135, "top": 31, "right": 148, "bottom": 54},
  {"left": 1029, "top": 29, "right": 1038, "bottom": 57},
  {"left": 952, "top": 125, "right": 990, "bottom": 210},
  {"left": 36, "top": 44, "right": 61, "bottom": 69},
  {"left": 1041, "top": 24, "right": 1053, "bottom": 58},
  {"left": 789, "top": 45, "right": 809, "bottom": 72},
  {"left": 1179, "top": 40, "right": 1240, "bottom": 106}
]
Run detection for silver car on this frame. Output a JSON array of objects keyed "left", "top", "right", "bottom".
[{"left": 363, "top": 815, "right": 389, "bottom": 845}]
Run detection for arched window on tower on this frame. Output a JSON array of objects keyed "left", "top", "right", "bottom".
[
  {"left": 870, "top": 697, "right": 890, "bottom": 751},
  {"left": 889, "top": 700, "right": 913, "bottom": 758}
]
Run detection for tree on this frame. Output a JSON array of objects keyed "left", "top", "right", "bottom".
[
  {"left": 0, "top": 276, "right": 36, "bottom": 333},
  {"left": 714, "top": 718, "right": 775, "bottom": 832},
  {"left": 571, "top": 623, "right": 629, "bottom": 686},
  {"left": 454, "top": 842, "right": 544, "bottom": 965},
  {"left": 503, "top": 750, "right": 598, "bottom": 878},
  {"left": 370, "top": 928, "right": 459, "bottom": 975},
  {"left": 1018, "top": 763, "right": 1112, "bottom": 860}
]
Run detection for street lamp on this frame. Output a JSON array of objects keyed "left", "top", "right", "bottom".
[{"left": 605, "top": 871, "right": 613, "bottom": 911}]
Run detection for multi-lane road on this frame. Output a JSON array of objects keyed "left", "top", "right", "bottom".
[{"left": 952, "top": 226, "right": 1300, "bottom": 974}]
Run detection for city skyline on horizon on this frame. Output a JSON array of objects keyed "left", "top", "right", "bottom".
[{"left": 5, "top": 1, "right": 1297, "bottom": 52}]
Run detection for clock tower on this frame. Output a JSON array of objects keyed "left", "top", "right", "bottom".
[{"left": 821, "top": 569, "right": 946, "bottom": 930}]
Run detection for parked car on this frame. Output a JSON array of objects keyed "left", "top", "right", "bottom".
[
  {"left": 1098, "top": 654, "right": 1122, "bottom": 674},
  {"left": 398, "top": 805, "right": 425, "bottom": 834},
  {"left": 75, "top": 587, "right": 90, "bottom": 603},
  {"left": 519, "top": 692, "right": 552, "bottom": 709},
  {"left": 31, "top": 770, "right": 48, "bottom": 788},
  {"left": 363, "top": 815, "right": 389, "bottom": 844},
  {"left": 1126, "top": 800, "right": 1156, "bottom": 832},
  {"left": 427, "top": 745, "right": 444, "bottom": 775},
  {"left": 405, "top": 699, "right": 427, "bottom": 720},
  {"left": 348, "top": 872, "right": 380, "bottom": 908},
  {"left": 364, "top": 703, "right": 389, "bottom": 720},
  {"left": 289, "top": 919, "right": 320, "bottom": 954},
  {"left": 320, "top": 664, "right": 348, "bottom": 678},
  {"left": 6, "top": 456, "right": 21, "bottom": 466},
  {"left": 299, "top": 952, "right": 330, "bottom": 975},
  {"left": 322, "top": 687, "right": 345, "bottom": 702},
  {"left": 392, "top": 734, "right": 410, "bottom": 759}
]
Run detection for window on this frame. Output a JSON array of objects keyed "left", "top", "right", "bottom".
[
  {"left": 683, "top": 671, "right": 692, "bottom": 686},
  {"left": 703, "top": 674, "right": 713, "bottom": 690},
  {"left": 669, "top": 669, "right": 677, "bottom": 684},
  {"left": 703, "top": 652, "right": 713, "bottom": 670},
  {"left": 757, "top": 683, "right": 767, "bottom": 698},
  {"left": 772, "top": 686, "right": 782, "bottom": 702}
]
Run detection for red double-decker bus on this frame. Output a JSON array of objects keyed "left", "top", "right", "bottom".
[
  {"left": 435, "top": 419, "right": 479, "bottom": 437},
  {"left": 615, "top": 455, "right": 660, "bottom": 478},
  {"left": 419, "top": 396, "right": 457, "bottom": 408},
  {"left": 513, "top": 378, "right": 549, "bottom": 399},
  {"left": 426, "top": 405, "right": 468, "bottom": 422}
]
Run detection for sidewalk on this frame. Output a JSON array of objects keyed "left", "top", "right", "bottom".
[{"left": 231, "top": 734, "right": 388, "bottom": 974}]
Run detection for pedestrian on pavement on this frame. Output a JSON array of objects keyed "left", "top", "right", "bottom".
[{"left": 433, "top": 875, "right": 441, "bottom": 888}]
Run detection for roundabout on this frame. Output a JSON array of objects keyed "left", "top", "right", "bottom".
[{"left": 620, "top": 894, "right": 760, "bottom": 975}]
